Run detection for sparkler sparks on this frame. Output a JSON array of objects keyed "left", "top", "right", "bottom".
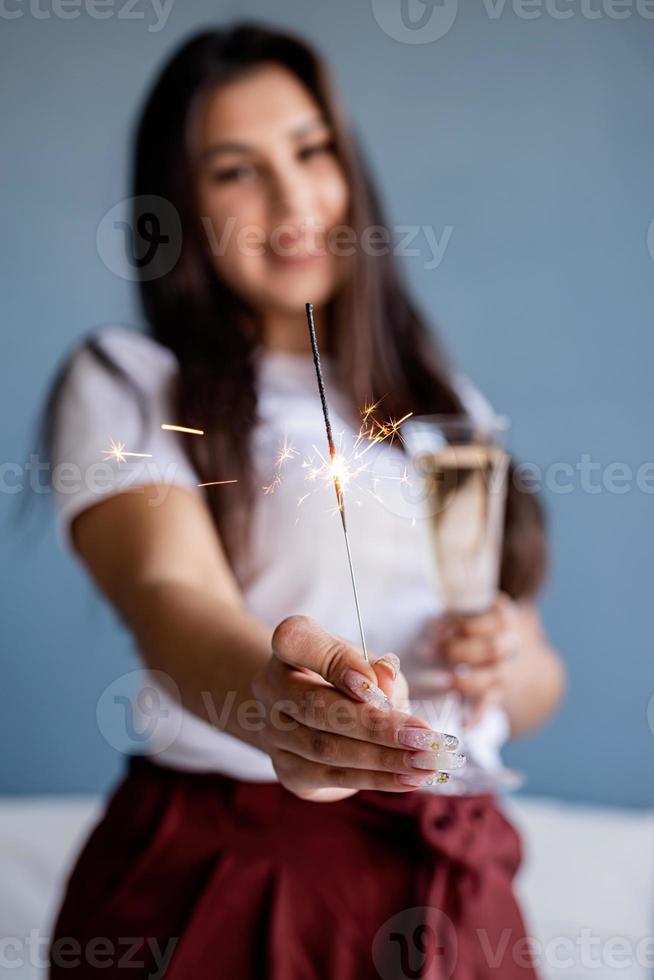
[
  {"left": 197, "top": 480, "right": 239, "bottom": 487},
  {"left": 352, "top": 409, "right": 414, "bottom": 457},
  {"left": 262, "top": 432, "right": 298, "bottom": 494},
  {"left": 102, "top": 439, "right": 153, "bottom": 465},
  {"left": 275, "top": 434, "right": 299, "bottom": 468},
  {"left": 161, "top": 423, "right": 205, "bottom": 436},
  {"left": 103, "top": 424, "right": 238, "bottom": 488},
  {"left": 293, "top": 412, "right": 412, "bottom": 516}
]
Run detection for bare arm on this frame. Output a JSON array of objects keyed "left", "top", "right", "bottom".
[
  {"left": 70, "top": 484, "right": 274, "bottom": 749},
  {"left": 69, "top": 483, "right": 466, "bottom": 799},
  {"left": 496, "top": 600, "right": 567, "bottom": 738}
]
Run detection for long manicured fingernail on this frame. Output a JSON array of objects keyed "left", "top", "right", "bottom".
[
  {"left": 405, "top": 751, "right": 466, "bottom": 771},
  {"left": 397, "top": 771, "right": 451, "bottom": 786},
  {"left": 343, "top": 670, "right": 392, "bottom": 711},
  {"left": 372, "top": 653, "right": 401, "bottom": 680},
  {"left": 398, "top": 728, "right": 459, "bottom": 751}
]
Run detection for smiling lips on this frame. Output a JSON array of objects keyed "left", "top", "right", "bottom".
[
  {"left": 266, "top": 226, "right": 329, "bottom": 265},
  {"left": 266, "top": 247, "right": 327, "bottom": 266}
]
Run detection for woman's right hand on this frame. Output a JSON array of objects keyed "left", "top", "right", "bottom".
[{"left": 251, "top": 615, "right": 466, "bottom": 802}]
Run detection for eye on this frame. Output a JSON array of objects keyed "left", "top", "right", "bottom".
[
  {"left": 210, "top": 163, "right": 258, "bottom": 184},
  {"left": 298, "top": 140, "right": 336, "bottom": 162}
]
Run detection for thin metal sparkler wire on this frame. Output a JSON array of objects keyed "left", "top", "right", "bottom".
[
  {"left": 341, "top": 520, "right": 370, "bottom": 663},
  {"left": 305, "top": 302, "right": 369, "bottom": 662}
]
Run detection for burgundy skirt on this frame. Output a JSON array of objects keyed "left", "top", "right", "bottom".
[{"left": 49, "top": 753, "right": 539, "bottom": 980}]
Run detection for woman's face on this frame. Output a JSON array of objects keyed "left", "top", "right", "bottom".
[{"left": 194, "top": 64, "right": 350, "bottom": 316}]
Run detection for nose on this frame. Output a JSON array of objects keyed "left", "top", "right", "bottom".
[{"left": 268, "top": 167, "right": 317, "bottom": 235}]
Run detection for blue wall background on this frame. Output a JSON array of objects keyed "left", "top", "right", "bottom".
[{"left": 2, "top": 0, "right": 653, "bottom": 806}]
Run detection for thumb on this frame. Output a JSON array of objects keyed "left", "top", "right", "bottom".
[{"left": 271, "top": 614, "right": 393, "bottom": 712}]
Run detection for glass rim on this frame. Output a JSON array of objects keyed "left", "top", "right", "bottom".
[{"left": 401, "top": 412, "right": 511, "bottom": 431}]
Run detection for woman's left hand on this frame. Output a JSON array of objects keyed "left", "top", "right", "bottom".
[{"left": 419, "top": 592, "right": 520, "bottom": 728}]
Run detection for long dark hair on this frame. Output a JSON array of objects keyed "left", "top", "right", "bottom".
[{"left": 42, "top": 22, "right": 547, "bottom": 599}]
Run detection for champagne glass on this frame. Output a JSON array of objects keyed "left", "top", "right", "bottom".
[{"left": 400, "top": 413, "right": 524, "bottom": 794}]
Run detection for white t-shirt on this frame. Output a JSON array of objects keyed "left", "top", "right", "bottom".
[{"left": 51, "top": 326, "right": 511, "bottom": 783}]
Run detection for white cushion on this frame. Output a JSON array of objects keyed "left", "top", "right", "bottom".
[{"left": 503, "top": 796, "right": 654, "bottom": 980}]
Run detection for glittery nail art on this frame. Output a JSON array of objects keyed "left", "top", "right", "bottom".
[
  {"left": 397, "top": 771, "right": 451, "bottom": 786},
  {"left": 425, "top": 771, "right": 451, "bottom": 786},
  {"left": 398, "top": 727, "right": 459, "bottom": 751},
  {"left": 406, "top": 751, "right": 466, "bottom": 771},
  {"left": 343, "top": 670, "right": 392, "bottom": 711},
  {"left": 372, "top": 653, "right": 401, "bottom": 681}
]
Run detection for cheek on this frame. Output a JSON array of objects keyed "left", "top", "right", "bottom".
[
  {"left": 197, "top": 183, "right": 268, "bottom": 285},
  {"left": 318, "top": 167, "right": 350, "bottom": 225},
  {"left": 199, "top": 181, "right": 266, "bottom": 238}
]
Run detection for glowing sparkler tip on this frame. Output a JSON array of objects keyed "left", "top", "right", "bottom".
[
  {"left": 102, "top": 438, "right": 153, "bottom": 465},
  {"left": 329, "top": 452, "right": 351, "bottom": 487}
]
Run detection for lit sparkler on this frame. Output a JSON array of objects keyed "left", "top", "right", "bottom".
[{"left": 305, "top": 302, "right": 371, "bottom": 662}]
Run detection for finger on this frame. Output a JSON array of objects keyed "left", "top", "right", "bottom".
[
  {"left": 439, "top": 635, "right": 495, "bottom": 667},
  {"left": 272, "top": 615, "right": 393, "bottom": 711},
  {"left": 439, "top": 601, "right": 505, "bottom": 639},
  {"left": 445, "top": 630, "right": 519, "bottom": 667},
  {"left": 271, "top": 718, "right": 466, "bottom": 776},
  {"left": 273, "top": 748, "right": 456, "bottom": 794},
  {"left": 267, "top": 664, "right": 460, "bottom": 751},
  {"left": 388, "top": 668, "right": 410, "bottom": 708},
  {"left": 492, "top": 628, "right": 520, "bottom": 663},
  {"left": 402, "top": 667, "right": 453, "bottom": 695}
]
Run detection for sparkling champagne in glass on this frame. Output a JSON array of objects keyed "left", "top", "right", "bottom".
[{"left": 401, "top": 414, "right": 523, "bottom": 793}]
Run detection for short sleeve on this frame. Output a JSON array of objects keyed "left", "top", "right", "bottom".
[{"left": 50, "top": 326, "right": 202, "bottom": 552}]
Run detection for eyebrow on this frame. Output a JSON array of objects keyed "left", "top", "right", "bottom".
[{"left": 202, "top": 116, "right": 330, "bottom": 161}]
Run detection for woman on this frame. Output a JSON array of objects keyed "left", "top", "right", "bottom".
[{"left": 44, "top": 23, "right": 565, "bottom": 980}]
